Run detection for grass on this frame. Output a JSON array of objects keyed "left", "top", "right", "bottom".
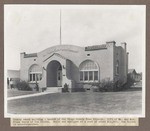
[
  {"left": 7, "top": 89, "right": 142, "bottom": 114},
  {"left": 7, "top": 89, "right": 38, "bottom": 98}
]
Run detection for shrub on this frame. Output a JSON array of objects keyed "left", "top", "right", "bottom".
[
  {"left": 71, "top": 88, "right": 85, "bottom": 92},
  {"left": 121, "top": 75, "right": 135, "bottom": 90},
  {"left": 91, "top": 80, "right": 116, "bottom": 92},
  {"left": 35, "top": 82, "right": 39, "bottom": 91},
  {"left": 91, "top": 86, "right": 99, "bottom": 92},
  {"left": 62, "top": 83, "right": 69, "bottom": 92},
  {"left": 127, "top": 75, "right": 135, "bottom": 86},
  {"left": 16, "top": 81, "right": 32, "bottom": 91},
  {"left": 99, "top": 80, "right": 114, "bottom": 92}
]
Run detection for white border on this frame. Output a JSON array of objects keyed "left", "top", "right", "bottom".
[{"left": 4, "top": 4, "right": 146, "bottom": 118}]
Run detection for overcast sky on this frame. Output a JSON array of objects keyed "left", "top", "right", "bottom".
[{"left": 4, "top": 5, "right": 145, "bottom": 72}]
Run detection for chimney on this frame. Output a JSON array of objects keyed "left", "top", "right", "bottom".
[
  {"left": 121, "top": 42, "right": 127, "bottom": 52},
  {"left": 106, "top": 41, "right": 116, "bottom": 48},
  {"left": 20, "top": 52, "right": 25, "bottom": 58}
]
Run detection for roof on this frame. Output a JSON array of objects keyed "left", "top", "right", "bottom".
[
  {"left": 24, "top": 53, "right": 37, "bottom": 58},
  {"left": 85, "top": 44, "right": 107, "bottom": 51},
  {"left": 128, "top": 69, "right": 136, "bottom": 74},
  {"left": 43, "top": 53, "right": 66, "bottom": 62}
]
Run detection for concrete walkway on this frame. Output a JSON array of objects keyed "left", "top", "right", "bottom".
[{"left": 7, "top": 91, "right": 58, "bottom": 101}]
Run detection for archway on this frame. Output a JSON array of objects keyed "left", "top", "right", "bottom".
[{"left": 47, "top": 60, "right": 62, "bottom": 87}]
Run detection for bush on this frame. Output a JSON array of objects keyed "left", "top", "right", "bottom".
[
  {"left": 71, "top": 88, "right": 85, "bottom": 92},
  {"left": 91, "top": 86, "right": 99, "bottom": 92},
  {"left": 99, "top": 80, "right": 114, "bottom": 92},
  {"left": 127, "top": 75, "right": 135, "bottom": 86},
  {"left": 121, "top": 75, "right": 135, "bottom": 90},
  {"left": 16, "top": 81, "right": 32, "bottom": 91},
  {"left": 62, "top": 83, "right": 69, "bottom": 92},
  {"left": 91, "top": 80, "right": 116, "bottom": 92},
  {"left": 35, "top": 82, "right": 39, "bottom": 91}
]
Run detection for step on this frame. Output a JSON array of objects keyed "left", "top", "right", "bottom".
[{"left": 45, "top": 87, "right": 62, "bottom": 93}]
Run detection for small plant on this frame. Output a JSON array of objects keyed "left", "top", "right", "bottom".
[
  {"left": 16, "top": 81, "right": 32, "bottom": 91},
  {"left": 121, "top": 75, "right": 135, "bottom": 90},
  {"left": 62, "top": 83, "right": 69, "bottom": 92},
  {"left": 99, "top": 80, "right": 114, "bottom": 92},
  {"left": 35, "top": 81, "right": 39, "bottom": 91}
]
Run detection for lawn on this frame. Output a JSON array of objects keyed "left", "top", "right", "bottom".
[
  {"left": 7, "top": 89, "right": 142, "bottom": 114},
  {"left": 7, "top": 89, "right": 38, "bottom": 98}
]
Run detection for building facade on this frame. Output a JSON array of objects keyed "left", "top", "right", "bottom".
[
  {"left": 7, "top": 70, "right": 20, "bottom": 89},
  {"left": 20, "top": 41, "right": 128, "bottom": 91},
  {"left": 128, "top": 69, "right": 142, "bottom": 82}
]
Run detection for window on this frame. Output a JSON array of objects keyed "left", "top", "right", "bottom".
[
  {"left": 33, "top": 74, "right": 35, "bottom": 81},
  {"left": 116, "top": 60, "right": 119, "bottom": 75},
  {"left": 94, "top": 71, "right": 98, "bottom": 81},
  {"left": 80, "top": 71, "right": 83, "bottom": 81},
  {"left": 29, "top": 73, "right": 42, "bottom": 82},
  {"left": 89, "top": 71, "right": 93, "bottom": 81},
  {"left": 29, "top": 64, "right": 42, "bottom": 82},
  {"left": 30, "top": 74, "right": 32, "bottom": 81},
  {"left": 84, "top": 71, "right": 88, "bottom": 81},
  {"left": 79, "top": 60, "right": 99, "bottom": 82}
]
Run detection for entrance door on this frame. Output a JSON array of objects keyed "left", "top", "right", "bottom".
[
  {"left": 47, "top": 60, "right": 62, "bottom": 87},
  {"left": 57, "top": 70, "right": 62, "bottom": 87}
]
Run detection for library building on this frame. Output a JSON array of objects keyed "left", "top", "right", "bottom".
[{"left": 19, "top": 41, "right": 129, "bottom": 92}]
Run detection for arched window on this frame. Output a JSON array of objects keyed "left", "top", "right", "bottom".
[
  {"left": 116, "top": 60, "right": 119, "bottom": 75},
  {"left": 79, "top": 60, "right": 99, "bottom": 82},
  {"left": 29, "top": 64, "right": 42, "bottom": 82}
]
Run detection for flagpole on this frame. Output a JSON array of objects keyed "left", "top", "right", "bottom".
[{"left": 60, "top": 9, "right": 62, "bottom": 45}]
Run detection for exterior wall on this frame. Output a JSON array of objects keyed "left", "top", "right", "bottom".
[
  {"left": 7, "top": 70, "right": 20, "bottom": 88},
  {"left": 66, "top": 59, "right": 72, "bottom": 80},
  {"left": 20, "top": 42, "right": 128, "bottom": 89},
  {"left": 37, "top": 54, "right": 72, "bottom": 89},
  {"left": 114, "top": 43, "right": 127, "bottom": 85},
  {"left": 37, "top": 44, "right": 115, "bottom": 83},
  {"left": 20, "top": 52, "right": 39, "bottom": 82}
]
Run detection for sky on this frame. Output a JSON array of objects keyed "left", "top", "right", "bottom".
[{"left": 4, "top": 5, "right": 145, "bottom": 73}]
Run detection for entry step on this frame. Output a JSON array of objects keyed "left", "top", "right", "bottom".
[{"left": 45, "top": 87, "right": 62, "bottom": 93}]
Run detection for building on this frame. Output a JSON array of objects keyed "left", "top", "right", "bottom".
[
  {"left": 128, "top": 69, "right": 142, "bottom": 82},
  {"left": 7, "top": 70, "right": 20, "bottom": 89},
  {"left": 19, "top": 41, "right": 128, "bottom": 92}
]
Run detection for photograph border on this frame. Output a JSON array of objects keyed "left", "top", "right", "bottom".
[
  {"left": 4, "top": 4, "right": 146, "bottom": 119},
  {"left": 0, "top": 0, "right": 150, "bottom": 130}
]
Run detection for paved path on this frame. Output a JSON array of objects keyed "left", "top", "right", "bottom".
[{"left": 7, "top": 91, "right": 58, "bottom": 101}]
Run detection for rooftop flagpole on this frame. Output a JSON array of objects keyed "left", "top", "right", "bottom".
[{"left": 60, "top": 9, "right": 62, "bottom": 45}]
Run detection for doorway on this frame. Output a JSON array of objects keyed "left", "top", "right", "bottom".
[{"left": 47, "top": 60, "right": 62, "bottom": 87}]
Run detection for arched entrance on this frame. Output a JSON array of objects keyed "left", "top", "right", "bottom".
[{"left": 47, "top": 60, "right": 62, "bottom": 87}]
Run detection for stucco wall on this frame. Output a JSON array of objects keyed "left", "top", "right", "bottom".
[
  {"left": 114, "top": 43, "right": 127, "bottom": 84},
  {"left": 20, "top": 42, "right": 127, "bottom": 88}
]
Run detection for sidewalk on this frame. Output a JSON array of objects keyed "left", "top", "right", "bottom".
[{"left": 7, "top": 91, "right": 58, "bottom": 101}]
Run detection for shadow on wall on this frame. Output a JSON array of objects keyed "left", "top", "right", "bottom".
[{"left": 70, "top": 62, "right": 80, "bottom": 83}]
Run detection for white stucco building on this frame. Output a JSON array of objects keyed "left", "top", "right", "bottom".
[{"left": 19, "top": 41, "right": 128, "bottom": 92}]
